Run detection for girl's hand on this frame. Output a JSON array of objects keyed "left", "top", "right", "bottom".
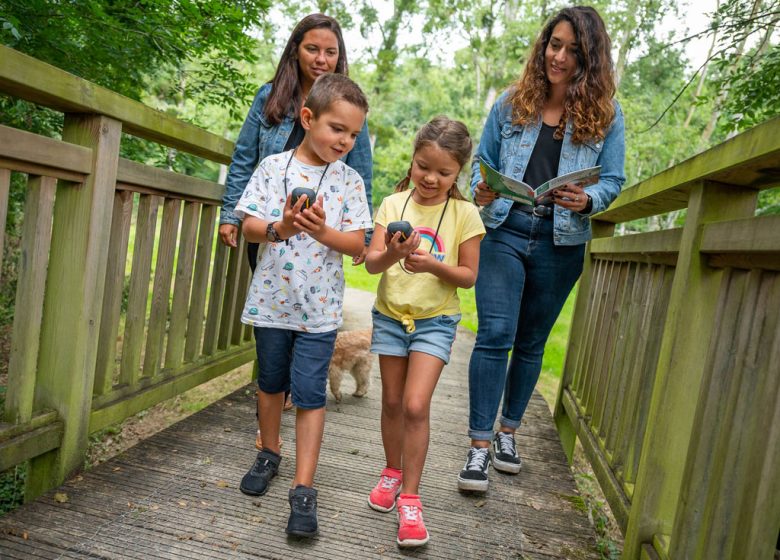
[
  {"left": 385, "top": 230, "right": 420, "bottom": 261},
  {"left": 294, "top": 195, "right": 327, "bottom": 238},
  {"left": 553, "top": 182, "right": 591, "bottom": 213},
  {"left": 403, "top": 249, "right": 437, "bottom": 274},
  {"left": 218, "top": 223, "right": 238, "bottom": 247},
  {"left": 352, "top": 245, "right": 368, "bottom": 265},
  {"left": 474, "top": 181, "right": 498, "bottom": 206}
]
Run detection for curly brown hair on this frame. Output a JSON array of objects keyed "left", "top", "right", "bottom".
[{"left": 508, "top": 6, "right": 615, "bottom": 144}]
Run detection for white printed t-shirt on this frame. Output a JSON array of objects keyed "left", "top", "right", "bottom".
[{"left": 234, "top": 150, "right": 372, "bottom": 332}]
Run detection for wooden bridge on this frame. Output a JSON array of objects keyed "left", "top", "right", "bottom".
[{"left": 0, "top": 45, "right": 778, "bottom": 559}]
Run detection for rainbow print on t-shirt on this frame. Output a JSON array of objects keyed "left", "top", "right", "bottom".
[{"left": 415, "top": 226, "right": 446, "bottom": 262}]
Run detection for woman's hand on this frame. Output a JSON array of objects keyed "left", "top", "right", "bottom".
[
  {"left": 218, "top": 224, "right": 239, "bottom": 247},
  {"left": 403, "top": 249, "right": 438, "bottom": 274},
  {"left": 474, "top": 181, "right": 498, "bottom": 206},
  {"left": 386, "top": 230, "right": 420, "bottom": 262},
  {"left": 553, "top": 182, "right": 591, "bottom": 213}
]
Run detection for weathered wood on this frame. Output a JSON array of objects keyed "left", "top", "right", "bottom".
[
  {"left": 202, "top": 241, "right": 229, "bottom": 356},
  {"left": 700, "top": 214, "right": 780, "bottom": 253},
  {"left": 0, "top": 421, "right": 64, "bottom": 472},
  {"left": 217, "top": 236, "right": 244, "bottom": 351},
  {"left": 622, "top": 181, "right": 758, "bottom": 557},
  {"left": 4, "top": 176, "right": 56, "bottom": 424},
  {"left": 143, "top": 198, "right": 181, "bottom": 378},
  {"left": 589, "top": 228, "right": 682, "bottom": 257},
  {"left": 184, "top": 205, "right": 217, "bottom": 362},
  {"left": 0, "top": 410, "right": 58, "bottom": 442},
  {"left": 94, "top": 190, "right": 134, "bottom": 396},
  {"left": 0, "top": 168, "right": 9, "bottom": 285},
  {"left": 28, "top": 115, "right": 121, "bottom": 500},
  {"left": 0, "top": 157, "right": 87, "bottom": 184},
  {"left": 230, "top": 242, "right": 252, "bottom": 347},
  {"left": 117, "top": 158, "right": 223, "bottom": 203},
  {"left": 0, "top": 45, "right": 234, "bottom": 163},
  {"left": 165, "top": 201, "right": 200, "bottom": 370},
  {"left": 120, "top": 194, "right": 161, "bottom": 387},
  {"left": 595, "top": 117, "right": 779, "bottom": 224},
  {"left": 0, "top": 123, "right": 93, "bottom": 175}
]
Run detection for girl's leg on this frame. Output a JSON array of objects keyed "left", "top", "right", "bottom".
[
  {"left": 379, "top": 354, "right": 409, "bottom": 470},
  {"left": 400, "top": 351, "right": 445, "bottom": 495}
]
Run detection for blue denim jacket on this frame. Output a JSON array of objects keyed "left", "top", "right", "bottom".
[
  {"left": 221, "top": 83, "right": 374, "bottom": 236},
  {"left": 471, "top": 91, "right": 625, "bottom": 245}
]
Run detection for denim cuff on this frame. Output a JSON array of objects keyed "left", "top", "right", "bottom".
[
  {"left": 467, "top": 429, "right": 495, "bottom": 442},
  {"left": 219, "top": 210, "right": 240, "bottom": 226},
  {"left": 499, "top": 416, "right": 522, "bottom": 430}
]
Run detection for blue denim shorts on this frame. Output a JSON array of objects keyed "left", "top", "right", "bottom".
[
  {"left": 370, "top": 308, "right": 460, "bottom": 364},
  {"left": 253, "top": 327, "right": 337, "bottom": 409}
]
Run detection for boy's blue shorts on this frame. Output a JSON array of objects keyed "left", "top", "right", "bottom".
[
  {"left": 253, "top": 327, "right": 337, "bottom": 409},
  {"left": 370, "top": 307, "right": 460, "bottom": 364}
]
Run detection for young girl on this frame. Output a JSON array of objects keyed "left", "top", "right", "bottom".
[{"left": 364, "top": 117, "right": 485, "bottom": 547}]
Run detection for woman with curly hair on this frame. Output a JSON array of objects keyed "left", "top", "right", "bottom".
[{"left": 457, "top": 6, "right": 625, "bottom": 492}]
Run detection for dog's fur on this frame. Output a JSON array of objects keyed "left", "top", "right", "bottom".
[{"left": 328, "top": 328, "right": 373, "bottom": 402}]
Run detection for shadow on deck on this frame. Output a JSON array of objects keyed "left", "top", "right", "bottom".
[{"left": 0, "top": 290, "right": 598, "bottom": 559}]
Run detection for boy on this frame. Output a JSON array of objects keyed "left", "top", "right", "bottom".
[{"left": 233, "top": 73, "right": 372, "bottom": 537}]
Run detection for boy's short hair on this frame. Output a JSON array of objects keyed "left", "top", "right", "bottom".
[{"left": 304, "top": 73, "right": 369, "bottom": 117}]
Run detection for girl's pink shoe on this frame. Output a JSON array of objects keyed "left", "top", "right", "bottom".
[
  {"left": 396, "top": 494, "right": 429, "bottom": 547},
  {"left": 367, "top": 467, "right": 403, "bottom": 512}
]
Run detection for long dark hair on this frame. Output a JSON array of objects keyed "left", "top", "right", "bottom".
[
  {"left": 508, "top": 6, "right": 615, "bottom": 143},
  {"left": 394, "top": 116, "right": 472, "bottom": 201},
  {"left": 264, "top": 14, "right": 349, "bottom": 125}
]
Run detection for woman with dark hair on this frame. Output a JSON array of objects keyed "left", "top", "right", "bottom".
[
  {"left": 219, "top": 13, "right": 373, "bottom": 262},
  {"left": 219, "top": 13, "right": 373, "bottom": 448},
  {"left": 457, "top": 6, "right": 625, "bottom": 493}
]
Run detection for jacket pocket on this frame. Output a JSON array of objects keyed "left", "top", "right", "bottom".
[{"left": 576, "top": 139, "right": 603, "bottom": 168}]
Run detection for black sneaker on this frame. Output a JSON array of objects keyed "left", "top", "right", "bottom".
[
  {"left": 239, "top": 449, "right": 281, "bottom": 496},
  {"left": 457, "top": 447, "right": 490, "bottom": 492},
  {"left": 286, "top": 485, "right": 318, "bottom": 537},
  {"left": 492, "top": 432, "right": 522, "bottom": 474}
]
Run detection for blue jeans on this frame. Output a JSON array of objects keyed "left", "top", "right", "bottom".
[{"left": 468, "top": 209, "right": 584, "bottom": 441}]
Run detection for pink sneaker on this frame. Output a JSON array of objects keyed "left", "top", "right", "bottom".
[
  {"left": 396, "top": 494, "right": 429, "bottom": 547},
  {"left": 367, "top": 467, "right": 403, "bottom": 512}
]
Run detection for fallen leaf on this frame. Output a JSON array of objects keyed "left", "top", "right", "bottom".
[
  {"left": 252, "top": 501, "right": 262, "bottom": 508},
  {"left": 177, "top": 500, "right": 188, "bottom": 507},
  {"left": 200, "top": 501, "right": 209, "bottom": 506},
  {"left": 215, "top": 480, "right": 229, "bottom": 488},
  {"left": 22, "top": 531, "right": 28, "bottom": 540},
  {"left": 223, "top": 428, "right": 232, "bottom": 432},
  {"left": 474, "top": 499, "right": 486, "bottom": 508},
  {"left": 112, "top": 467, "right": 121, "bottom": 472},
  {"left": 54, "top": 493, "right": 69, "bottom": 504},
  {"left": 349, "top": 449, "right": 359, "bottom": 455}
]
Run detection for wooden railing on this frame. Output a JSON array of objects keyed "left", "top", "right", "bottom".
[
  {"left": 0, "top": 46, "right": 254, "bottom": 500},
  {"left": 553, "top": 117, "right": 780, "bottom": 559}
]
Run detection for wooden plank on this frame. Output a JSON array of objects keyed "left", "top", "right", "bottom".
[
  {"left": 117, "top": 158, "right": 223, "bottom": 203},
  {"left": 230, "top": 239, "right": 251, "bottom": 347},
  {"left": 573, "top": 258, "right": 607, "bottom": 402},
  {"left": 622, "top": 181, "right": 759, "bottom": 557},
  {"left": 0, "top": 156, "right": 86, "bottom": 183},
  {"left": 143, "top": 198, "right": 181, "bottom": 378},
  {"left": 0, "top": 410, "right": 58, "bottom": 442},
  {"left": 700, "top": 214, "right": 780, "bottom": 253},
  {"left": 0, "top": 123, "right": 92, "bottom": 174},
  {"left": 91, "top": 345, "right": 254, "bottom": 435},
  {"left": 4, "top": 176, "right": 56, "bottom": 424},
  {"left": 184, "top": 205, "right": 217, "bottom": 362},
  {"left": 217, "top": 235, "right": 243, "bottom": 351},
  {"left": 165, "top": 201, "right": 199, "bottom": 370},
  {"left": 0, "top": 422, "right": 64, "bottom": 472},
  {"left": 94, "top": 190, "right": 134, "bottom": 396},
  {"left": 595, "top": 117, "right": 777, "bottom": 224},
  {"left": 590, "top": 228, "right": 682, "bottom": 256},
  {"left": 28, "top": 115, "right": 121, "bottom": 499},
  {"left": 120, "top": 194, "right": 160, "bottom": 387},
  {"left": 583, "top": 259, "right": 618, "bottom": 415},
  {"left": 0, "top": 168, "right": 10, "bottom": 285},
  {"left": 0, "top": 45, "right": 233, "bottom": 164},
  {"left": 202, "top": 240, "right": 229, "bottom": 356}
]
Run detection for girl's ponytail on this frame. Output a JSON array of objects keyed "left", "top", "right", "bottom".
[{"left": 393, "top": 167, "right": 413, "bottom": 193}]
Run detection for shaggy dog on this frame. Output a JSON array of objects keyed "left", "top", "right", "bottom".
[{"left": 328, "top": 328, "right": 373, "bottom": 402}]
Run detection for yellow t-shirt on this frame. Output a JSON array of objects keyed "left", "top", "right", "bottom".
[{"left": 374, "top": 191, "right": 485, "bottom": 329}]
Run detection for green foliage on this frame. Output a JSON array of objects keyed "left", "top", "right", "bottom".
[{"left": 0, "top": 465, "right": 26, "bottom": 515}]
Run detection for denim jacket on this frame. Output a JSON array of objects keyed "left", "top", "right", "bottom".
[
  {"left": 471, "top": 91, "right": 625, "bottom": 245},
  {"left": 221, "top": 83, "right": 374, "bottom": 237}
]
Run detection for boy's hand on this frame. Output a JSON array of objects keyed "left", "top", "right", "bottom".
[
  {"left": 277, "top": 193, "right": 304, "bottom": 239},
  {"left": 403, "top": 249, "right": 437, "bottom": 274},
  {"left": 293, "top": 195, "right": 327, "bottom": 238},
  {"left": 385, "top": 229, "right": 420, "bottom": 262}
]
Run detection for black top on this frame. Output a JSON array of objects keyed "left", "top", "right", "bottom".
[
  {"left": 522, "top": 122, "right": 562, "bottom": 190},
  {"left": 283, "top": 120, "right": 306, "bottom": 152}
]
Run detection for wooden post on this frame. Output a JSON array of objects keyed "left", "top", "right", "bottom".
[
  {"left": 554, "top": 218, "right": 615, "bottom": 463},
  {"left": 26, "top": 114, "right": 121, "bottom": 500},
  {"left": 622, "top": 181, "right": 757, "bottom": 557}
]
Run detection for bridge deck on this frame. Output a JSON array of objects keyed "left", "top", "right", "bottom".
[{"left": 0, "top": 290, "right": 598, "bottom": 559}]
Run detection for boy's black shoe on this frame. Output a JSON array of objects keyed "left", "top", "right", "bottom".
[
  {"left": 491, "top": 431, "right": 522, "bottom": 474},
  {"left": 457, "top": 447, "right": 490, "bottom": 492},
  {"left": 286, "top": 485, "right": 319, "bottom": 537},
  {"left": 239, "top": 449, "right": 281, "bottom": 496}
]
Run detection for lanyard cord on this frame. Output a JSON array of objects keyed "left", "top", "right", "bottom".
[
  {"left": 283, "top": 147, "right": 331, "bottom": 199},
  {"left": 397, "top": 189, "right": 450, "bottom": 274}
]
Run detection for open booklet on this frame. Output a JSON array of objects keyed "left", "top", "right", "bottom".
[{"left": 479, "top": 158, "right": 601, "bottom": 206}]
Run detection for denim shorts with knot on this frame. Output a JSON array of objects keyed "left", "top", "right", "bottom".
[
  {"left": 370, "top": 307, "right": 460, "bottom": 364},
  {"left": 253, "top": 326, "right": 337, "bottom": 409}
]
